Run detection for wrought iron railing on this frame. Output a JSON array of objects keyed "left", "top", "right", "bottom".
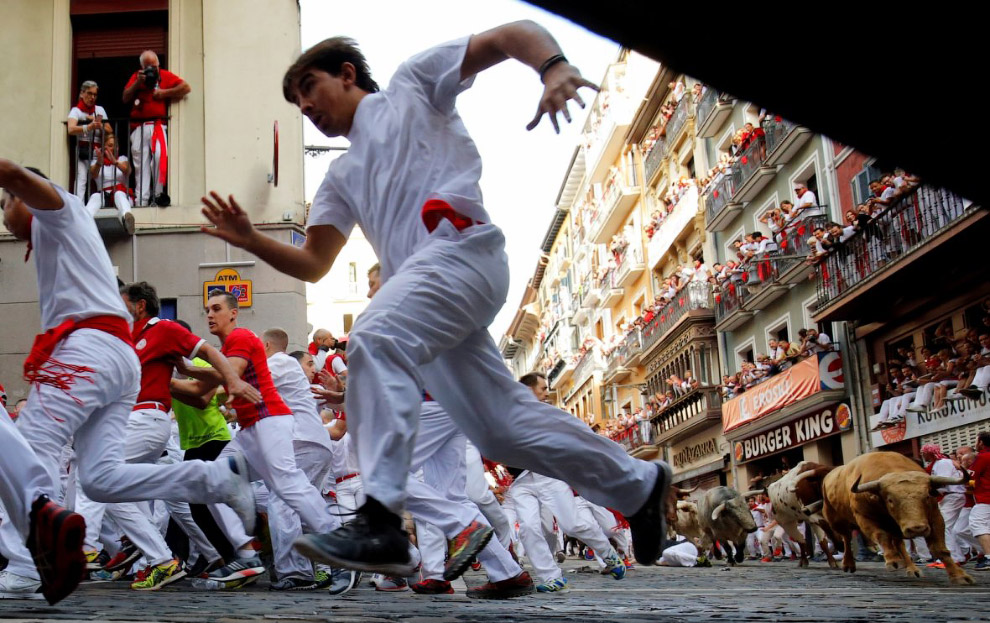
[
  {"left": 737, "top": 134, "right": 767, "bottom": 187},
  {"left": 654, "top": 387, "right": 722, "bottom": 437},
  {"left": 703, "top": 168, "right": 742, "bottom": 224},
  {"left": 714, "top": 275, "right": 750, "bottom": 322},
  {"left": 642, "top": 282, "right": 713, "bottom": 352},
  {"left": 665, "top": 93, "right": 694, "bottom": 155},
  {"left": 815, "top": 185, "right": 974, "bottom": 310},
  {"left": 764, "top": 115, "right": 798, "bottom": 156}
]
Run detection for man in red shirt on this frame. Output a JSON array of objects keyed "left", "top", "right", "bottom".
[
  {"left": 72, "top": 281, "right": 260, "bottom": 590},
  {"left": 122, "top": 50, "right": 190, "bottom": 206},
  {"left": 175, "top": 291, "right": 338, "bottom": 584},
  {"left": 968, "top": 431, "right": 990, "bottom": 570}
]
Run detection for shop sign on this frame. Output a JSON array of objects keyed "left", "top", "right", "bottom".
[
  {"left": 733, "top": 403, "right": 852, "bottom": 464},
  {"left": 872, "top": 392, "right": 990, "bottom": 447},
  {"left": 203, "top": 268, "right": 253, "bottom": 307},
  {"left": 722, "top": 352, "right": 844, "bottom": 433},
  {"left": 672, "top": 437, "right": 720, "bottom": 468}
]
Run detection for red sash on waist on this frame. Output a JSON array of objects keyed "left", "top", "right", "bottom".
[
  {"left": 421, "top": 199, "right": 483, "bottom": 233},
  {"left": 23, "top": 315, "right": 133, "bottom": 402}
]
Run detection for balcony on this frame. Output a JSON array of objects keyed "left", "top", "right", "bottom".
[
  {"left": 733, "top": 135, "right": 776, "bottom": 203},
  {"left": 696, "top": 88, "right": 734, "bottom": 138},
  {"left": 583, "top": 65, "right": 634, "bottom": 184},
  {"left": 641, "top": 282, "right": 714, "bottom": 354},
  {"left": 703, "top": 168, "right": 743, "bottom": 232},
  {"left": 775, "top": 214, "right": 829, "bottom": 284},
  {"left": 548, "top": 353, "right": 577, "bottom": 389},
  {"left": 572, "top": 349, "right": 606, "bottom": 392},
  {"left": 764, "top": 116, "right": 813, "bottom": 167},
  {"left": 648, "top": 185, "right": 700, "bottom": 270},
  {"left": 740, "top": 258, "right": 791, "bottom": 310},
  {"left": 614, "top": 421, "right": 656, "bottom": 456},
  {"left": 598, "top": 269, "right": 623, "bottom": 308},
  {"left": 643, "top": 136, "right": 666, "bottom": 187},
  {"left": 589, "top": 175, "right": 640, "bottom": 244},
  {"left": 655, "top": 388, "right": 723, "bottom": 444},
  {"left": 604, "top": 328, "right": 644, "bottom": 383},
  {"left": 714, "top": 279, "right": 755, "bottom": 331},
  {"left": 814, "top": 185, "right": 979, "bottom": 321},
  {"left": 615, "top": 244, "right": 645, "bottom": 288},
  {"left": 664, "top": 93, "right": 694, "bottom": 157},
  {"left": 580, "top": 275, "right": 600, "bottom": 310}
]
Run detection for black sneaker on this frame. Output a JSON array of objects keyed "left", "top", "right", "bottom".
[
  {"left": 207, "top": 557, "right": 265, "bottom": 582},
  {"left": 269, "top": 576, "right": 318, "bottom": 591},
  {"left": 626, "top": 461, "right": 673, "bottom": 566},
  {"left": 293, "top": 499, "right": 415, "bottom": 576}
]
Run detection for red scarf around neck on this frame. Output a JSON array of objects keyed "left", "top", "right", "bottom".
[{"left": 76, "top": 98, "right": 96, "bottom": 115}]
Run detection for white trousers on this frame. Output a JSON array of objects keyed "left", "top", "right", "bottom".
[
  {"left": 8, "top": 331, "right": 235, "bottom": 577},
  {"left": 954, "top": 507, "right": 982, "bottom": 554},
  {"left": 576, "top": 496, "right": 628, "bottom": 556},
  {"left": 465, "top": 440, "right": 512, "bottom": 549},
  {"left": 939, "top": 493, "right": 967, "bottom": 561},
  {"left": 130, "top": 123, "right": 165, "bottom": 205},
  {"left": 0, "top": 407, "right": 52, "bottom": 579},
  {"left": 74, "top": 155, "right": 95, "bottom": 199},
  {"left": 86, "top": 191, "right": 133, "bottom": 218},
  {"left": 505, "top": 472, "right": 615, "bottom": 582},
  {"left": 406, "top": 402, "right": 520, "bottom": 583},
  {"left": 267, "top": 441, "right": 336, "bottom": 580},
  {"left": 345, "top": 222, "right": 656, "bottom": 517},
  {"left": 219, "top": 416, "right": 335, "bottom": 536},
  {"left": 75, "top": 407, "right": 175, "bottom": 566},
  {"left": 660, "top": 540, "right": 698, "bottom": 566},
  {"left": 156, "top": 438, "right": 220, "bottom": 563}
]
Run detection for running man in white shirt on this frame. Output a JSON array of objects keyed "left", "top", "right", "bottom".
[
  {"left": 199, "top": 22, "right": 673, "bottom": 575},
  {"left": 0, "top": 161, "right": 257, "bottom": 598}
]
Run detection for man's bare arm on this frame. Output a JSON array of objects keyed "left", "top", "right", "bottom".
[
  {"left": 197, "top": 342, "right": 262, "bottom": 404},
  {"left": 155, "top": 80, "right": 191, "bottom": 101},
  {"left": 201, "top": 192, "right": 345, "bottom": 282},
  {"left": 123, "top": 77, "right": 141, "bottom": 104},
  {"left": 461, "top": 20, "right": 598, "bottom": 133},
  {"left": 0, "top": 160, "right": 63, "bottom": 210}
]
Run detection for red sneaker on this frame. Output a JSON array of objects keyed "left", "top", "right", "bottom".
[
  {"left": 760, "top": 556, "right": 773, "bottom": 563},
  {"left": 470, "top": 559, "right": 482, "bottom": 571},
  {"left": 27, "top": 495, "right": 87, "bottom": 605},
  {"left": 466, "top": 571, "right": 535, "bottom": 600},
  {"left": 443, "top": 520, "right": 493, "bottom": 581},
  {"left": 410, "top": 578, "right": 454, "bottom": 594}
]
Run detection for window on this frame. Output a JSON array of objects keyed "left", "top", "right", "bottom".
[
  {"left": 766, "top": 315, "right": 791, "bottom": 348},
  {"left": 159, "top": 297, "right": 177, "bottom": 320},
  {"left": 734, "top": 337, "right": 756, "bottom": 373},
  {"left": 852, "top": 162, "right": 883, "bottom": 205},
  {"left": 343, "top": 313, "right": 354, "bottom": 333},
  {"left": 347, "top": 262, "right": 358, "bottom": 295}
]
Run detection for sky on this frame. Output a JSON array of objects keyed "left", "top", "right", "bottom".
[{"left": 298, "top": 0, "right": 619, "bottom": 340}]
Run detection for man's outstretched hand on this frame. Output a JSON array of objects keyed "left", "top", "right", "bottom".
[
  {"left": 201, "top": 192, "right": 256, "bottom": 249},
  {"left": 527, "top": 62, "right": 599, "bottom": 134}
]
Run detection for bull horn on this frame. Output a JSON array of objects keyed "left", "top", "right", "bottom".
[
  {"left": 801, "top": 500, "right": 824, "bottom": 515},
  {"left": 787, "top": 470, "right": 817, "bottom": 492},
  {"left": 930, "top": 475, "right": 968, "bottom": 486},
  {"left": 710, "top": 502, "right": 727, "bottom": 521},
  {"left": 678, "top": 485, "right": 699, "bottom": 495},
  {"left": 741, "top": 489, "right": 764, "bottom": 498},
  {"left": 851, "top": 475, "right": 881, "bottom": 494}
]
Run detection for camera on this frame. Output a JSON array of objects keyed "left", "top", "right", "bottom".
[{"left": 142, "top": 65, "right": 160, "bottom": 87}]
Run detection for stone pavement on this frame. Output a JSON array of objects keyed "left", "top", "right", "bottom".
[{"left": 2, "top": 558, "right": 989, "bottom": 623}]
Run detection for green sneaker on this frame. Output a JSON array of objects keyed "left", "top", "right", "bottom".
[
  {"left": 130, "top": 559, "right": 186, "bottom": 591},
  {"left": 535, "top": 576, "right": 568, "bottom": 592}
]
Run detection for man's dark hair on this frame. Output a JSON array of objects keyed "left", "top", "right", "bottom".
[
  {"left": 288, "top": 350, "right": 309, "bottom": 362},
  {"left": 978, "top": 431, "right": 990, "bottom": 448},
  {"left": 122, "top": 281, "right": 160, "bottom": 317},
  {"left": 208, "top": 289, "right": 239, "bottom": 310},
  {"left": 175, "top": 319, "right": 191, "bottom": 331},
  {"left": 282, "top": 37, "right": 380, "bottom": 102},
  {"left": 519, "top": 372, "right": 547, "bottom": 388}
]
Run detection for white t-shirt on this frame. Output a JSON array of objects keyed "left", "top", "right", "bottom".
[
  {"left": 267, "top": 352, "right": 332, "bottom": 450},
  {"left": 30, "top": 185, "right": 131, "bottom": 331},
  {"left": 814, "top": 332, "right": 832, "bottom": 352},
  {"left": 96, "top": 156, "right": 129, "bottom": 191},
  {"left": 796, "top": 190, "right": 822, "bottom": 217},
  {"left": 931, "top": 458, "right": 966, "bottom": 494},
  {"left": 68, "top": 105, "right": 108, "bottom": 145},
  {"left": 880, "top": 186, "right": 896, "bottom": 202},
  {"left": 329, "top": 354, "right": 348, "bottom": 376},
  {"left": 307, "top": 36, "right": 489, "bottom": 281}
]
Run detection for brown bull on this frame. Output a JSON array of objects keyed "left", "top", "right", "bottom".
[{"left": 822, "top": 451, "right": 974, "bottom": 585}]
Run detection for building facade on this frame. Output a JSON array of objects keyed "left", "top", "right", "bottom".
[{"left": 0, "top": 0, "right": 310, "bottom": 400}]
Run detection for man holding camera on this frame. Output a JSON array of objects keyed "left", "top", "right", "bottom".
[{"left": 123, "top": 50, "right": 190, "bottom": 206}]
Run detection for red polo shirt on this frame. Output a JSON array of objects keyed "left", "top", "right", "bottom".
[
  {"left": 133, "top": 317, "right": 205, "bottom": 409},
  {"left": 126, "top": 69, "right": 183, "bottom": 121},
  {"left": 972, "top": 449, "right": 990, "bottom": 505},
  {"left": 221, "top": 327, "right": 291, "bottom": 428}
]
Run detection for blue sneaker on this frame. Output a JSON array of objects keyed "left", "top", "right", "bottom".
[
  {"left": 975, "top": 558, "right": 990, "bottom": 571},
  {"left": 602, "top": 551, "right": 626, "bottom": 580},
  {"left": 536, "top": 577, "right": 568, "bottom": 592}
]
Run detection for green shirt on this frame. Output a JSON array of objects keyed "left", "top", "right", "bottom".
[{"left": 172, "top": 357, "right": 231, "bottom": 450}]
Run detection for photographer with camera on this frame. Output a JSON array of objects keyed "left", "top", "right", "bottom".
[{"left": 123, "top": 50, "right": 190, "bottom": 206}]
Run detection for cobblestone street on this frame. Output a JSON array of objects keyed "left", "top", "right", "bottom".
[{"left": 2, "top": 559, "right": 989, "bottom": 623}]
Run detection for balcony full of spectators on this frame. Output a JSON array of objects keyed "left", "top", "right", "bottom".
[
  {"left": 582, "top": 63, "right": 635, "bottom": 185},
  {"left": 604, "top": 327, "right": 644, "bottom": 384},
  {"left": 588, "top": 165, "right": 640, "bottom": 244},
  {"left": 641, "top": 281, "right": 715, "bottom": 355},
  {"left": 813, "top": 174, "right": 979, "bottom": 321},
  {"left": 653, "top": 387, "right": 724, "bottom": 444},
  {"left": 696, "top": 86, "right": 734, "bottom": 139},
  {"left": 613, "top": 230, "right": 645, "bottom": 288},
  {"left": 571, "top": 340, "right": 607, "bottom": 392},
  {"left": 664, "top": 90, "right": 695, "bottom": 157},
  {"left": 647, "top": 181, "right": 699, "bottom": 269},
  {"left": 597, "top": 266, "right": 623, "bottom": 308}
]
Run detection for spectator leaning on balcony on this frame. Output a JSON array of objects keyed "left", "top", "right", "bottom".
[
  {"left": 123, "top": 50, "right": 190, "bottom": 206},
  {"left": 793, "top": 182, "right": 823, "bottom": 218},
  {"left": 67, "top": 80, "right": 112, "bottom": 199}
]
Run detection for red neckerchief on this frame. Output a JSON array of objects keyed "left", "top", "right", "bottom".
[
  {"left": 76, "top": 98, "right": 96, "bottom": 115},
  {"left": 874, "top": 185, "right": 890, "bottom": 198}
]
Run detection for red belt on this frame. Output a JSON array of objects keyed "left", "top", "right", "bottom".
[
  {"left": 421, "top": 199, "right": 484, "bottom": 233},
  {"left": 335, "top": 472, "right": 359, "bottom": 484},
  {"left": 24, "top": 315, "right": 133, "bottom": 395},
  {"left": 133, "top": 401, "right": 168, "bottom": 413}
]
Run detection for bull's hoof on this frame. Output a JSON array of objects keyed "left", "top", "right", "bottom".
[
  {"left": 950, "top": 573, "right": 975, "bottom": 586},
  {"left": 886, "top": 561, "right": 900, "bottom": 571},
  {"left": 828, "top": 559, "right": 839, "bottom": 570},
  {"left": 905, "top": 568, "right": 921, "bottom": 578},
  {"left": 799, "top": 558, "right": 809, "bottom": 568}
]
